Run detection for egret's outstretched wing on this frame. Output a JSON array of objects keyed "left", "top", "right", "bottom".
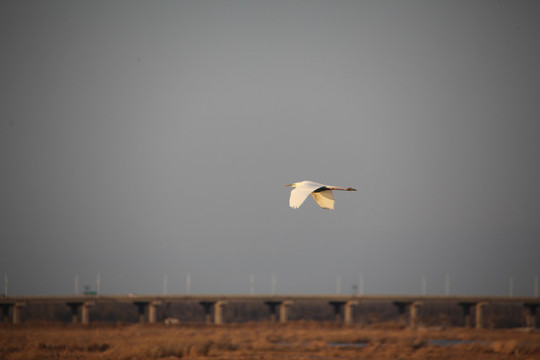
[
  {"left": 311, "top": 190, "right": 335, "bottom": 210},
  {"left": 289, "top": 182, "right": 323, "bottom": 209},
  {"left": 289, "top": 187, "right": 313, "bottom": 209}
]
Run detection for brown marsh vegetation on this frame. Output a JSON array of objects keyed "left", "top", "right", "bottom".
[{"left": 1, "top": 322, "right": 540, "bottom": 360}]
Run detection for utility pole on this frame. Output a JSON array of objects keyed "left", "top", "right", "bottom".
[
  {"left": 163, "top": 274, "right": 168, "bottom": 295},
  {"left": 509, "top": 276, "right": 514, "bottom": 297}
]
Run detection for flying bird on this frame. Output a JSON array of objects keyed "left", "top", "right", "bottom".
[{"left": 285, "top": 181, "right": 356, "bottom": 210}]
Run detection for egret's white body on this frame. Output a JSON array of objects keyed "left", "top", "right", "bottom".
[{"left": 285, "top": 180, "right": 356, "bottom": 210}]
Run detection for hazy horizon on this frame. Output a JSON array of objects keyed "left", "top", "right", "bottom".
[{"left": 2, "top": 0, "right": 540, "bottom": 297}]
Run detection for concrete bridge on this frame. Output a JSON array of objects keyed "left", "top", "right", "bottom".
[{"left": 1, "top": 294, "right": 538, "bottom": 329}]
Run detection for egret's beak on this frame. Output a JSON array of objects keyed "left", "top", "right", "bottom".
[{"left": 284, "top": 184, "right": 294, "bottom": 187}]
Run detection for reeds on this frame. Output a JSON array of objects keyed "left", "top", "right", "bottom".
[{"left": 1, "top": 322, "right": 539, "bottom": 360}]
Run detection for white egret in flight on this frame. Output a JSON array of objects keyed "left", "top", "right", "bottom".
[{"left": 285, "top": 181, "right": 356, "bottom": 210}]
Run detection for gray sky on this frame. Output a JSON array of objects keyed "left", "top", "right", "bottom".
[{"left": 2, "top": 0, "right": 540, "bottom": 296}]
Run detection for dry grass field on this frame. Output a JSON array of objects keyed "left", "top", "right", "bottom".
[{"left": 1, "top": 322, "right": 540, "bottom": 360}]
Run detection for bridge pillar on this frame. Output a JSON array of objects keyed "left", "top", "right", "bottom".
[
  {"left": 393, "top": 301, "right": 411, "bottom": 326},
  {"left": 67, "top": 302, "right": 82, "bottom": 323},
  {"left": 344, "top": 300, "right": 358, "bottom": 325},
  {"left": 523, "top": 303, "right": 538, "bottom": 329},
  {"left": 67, "top": 302, "right": 94, "bottom": 324},
  {"left": 133, "top": 302, "right": 149, "bottom": 323},
  {"left": 214, "top": 300, "right": 228, "bottom": 324},
  {"left": 148, "top": 300, "right": 163, "bottom": 323},
  {"left": 458, "top": 302, "right": 475, "bottom": 327},
  {"left": 475, "top": 302, "right": 488, "bottom": 329},
  {"left": 0, "top": 303, "right": 26, "bottom": 324},
  {"left": 264, "top": 301, "right": 279, "bottom": 322},
  {"left": 264, "top": 301, "right": 293, "bottom": 323},
  {"left": 199, "top": 302, "right": 214, "bottom": 324},
  {"left": 0, "top": 304, "right": 10, "bottom": 323},
  {"left": 329, "top": 301, "right": 345, "bottom": 323},
  {"left": 12, "top": 302, "right": 26, "bottom": 324},
  {"left": 409, "top": 301, "right": 422, "bottom": 329},
  {"left": 280, "top": 300, "right": 293, "bottom": 323},
  {"left": 81, "top": 302, "right": 94, "bottom": 325}
]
